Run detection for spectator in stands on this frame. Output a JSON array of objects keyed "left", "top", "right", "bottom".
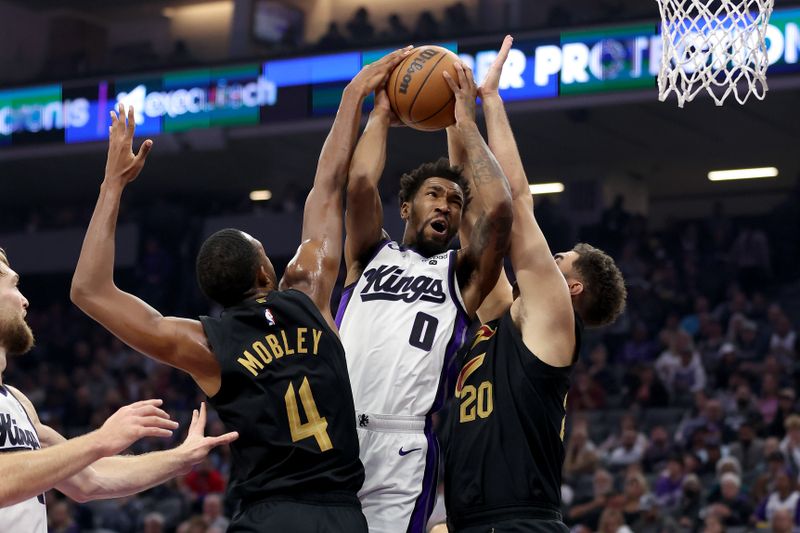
[
  {"left": 201, "top": 493, "right": 229, "bottom": 531},
  {"left": 770, "top": 311, "right": 797, "bottom": 358},
  {"left": 381, "top": 14, "right": 411, "bottom": 42},
  {"left": 567, "top": 468, "right": 615, "bottom": 530},
  {"left": 587, "top": 343, "right": 617, "bottom": 392},
  {"left": 620, "top": 320, "right": 657, "bottom": 364},
  {"left": 608, "top": 429, "right": 647, "bottom": 469},
  {"left": 601, "top": 413, "right": 648, "bottom": 456},
  {"left": 770, "top": 508, "right": 796, "bottom": 533},
  {"left": 675, "top": 473, "right": 703, "bottom": 530},
  {"left": 643, "top": 426, "right": 674, "bottom": 474},
  {"left": 443, "top": 2, "right": 472, "bottom": 35},
  {"left": 755, "top": 469, "right": 800, "bottom": 526},
  {"left": 653, "top": 454, "right": 684, "bottom": 509},
  {"left": 567, "top": 370, "right": 607, "bottom": 411},
  {"left": 413, "top": 10, "right": 440, "bottom": 41},
  {"left": 346, "top": 7, "right": 375, "bottom": 42},
  {"left": 177, "top": 515, "right": 208, "bottom": 533},
  {"left": 697, "top": 317, "right": 725, "bottom": 368},
  {"left": 620, "top": 471, "right": 649, "bottom": 524},
  {"left": 182, "top": 457, "right": 225, "bottom": 505},
  {"left": 680, "top": 296, "right": 710, "bottom": 337},
  {"left": 706, "top": 472, "right": 753, "bottom": 528},
  {"left": 597, "top": 507, "right": 634, "bottom": 533},
  {"left": 727, "top": 418, "right": 763, "bottom": 473},
  {"left": 656, "top": 330, "right": 706, "bottom": 405},
  {"left": 143, "top": 512, "right": 166, "bottom": 533},
  {"left": 630, "top": 493, "right": 680, "bottom": 533},
  {"left": 723, "top": 383, "right": 761, "bottom": 438},
  {"left": 752, "top": 450, "right": 788, "bottom": 504},
  {"left": 48, "top": 499, "right": 79, "bottom": 533},
  {"left": 781, "top": 415, "right": 800, "bottom": 475},
  {"left": 730, "top": 225, "right": 771, "bottom": 294},
  {"left": 317, "top": 22, "right": 348, "bottom": 50},
  {"left": 624, "top": 365, "right": 670, "bottom": 409},
  {"left": 769, "top": 388, "right": 797, "bottom": 438},
  {"left": 563, "top": 425, "right": 599, "bottom": 481},
  {"left": 759, "top": 373, "right": 781, "bottom": 425}
]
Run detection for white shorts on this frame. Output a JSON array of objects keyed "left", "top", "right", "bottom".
[{"left": 356, "top": 412, "right": 439, "bottom": 533}]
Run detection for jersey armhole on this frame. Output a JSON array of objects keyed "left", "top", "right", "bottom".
[{"left": 448, "top": 250, "right": 469, "bottom": 321}]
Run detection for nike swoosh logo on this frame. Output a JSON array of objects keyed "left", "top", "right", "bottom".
[{"left": 399, "top": 447, "right": 422, "bottom": 456}]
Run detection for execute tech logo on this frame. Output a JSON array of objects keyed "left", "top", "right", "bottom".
[
  {"left": 0, "top": 413, "right": 40, "bottom": 450},
  {"left": 360, "top": 265, "right": 446, "bottom": 304}
]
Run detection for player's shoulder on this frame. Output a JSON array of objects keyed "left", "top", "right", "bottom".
[{"left": 4, "top": 384, "right": 39, "bottom": 421}]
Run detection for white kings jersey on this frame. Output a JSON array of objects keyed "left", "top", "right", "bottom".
[
  {"left": 337, "top": 241, "right": 470, "bottom": 416},
  {"left": 0, "top": 385, "right": 46, "bottom": 533}
]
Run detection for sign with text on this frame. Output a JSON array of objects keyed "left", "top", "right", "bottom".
[{"left": 1, "top": 7, "right": 798, "bottom": 148}]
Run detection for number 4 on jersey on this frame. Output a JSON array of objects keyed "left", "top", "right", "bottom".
[{"left": 285, "top": 377, "right": 333, "bottom": 451}]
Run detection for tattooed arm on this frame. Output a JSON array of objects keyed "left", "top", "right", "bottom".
[{"left": 443, "top": 62, "right": 512, "bottom": 317}]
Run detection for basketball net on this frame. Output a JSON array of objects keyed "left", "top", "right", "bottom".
[{"left": 655, "top": 0, "right": 774, "bottom": 106}]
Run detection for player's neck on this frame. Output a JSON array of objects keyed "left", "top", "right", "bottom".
[{"left": 0, "top": 348, "right": 6, "bottom": 386}]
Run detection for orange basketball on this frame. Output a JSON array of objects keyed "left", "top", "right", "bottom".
[{"left": 386, "top": 45, "right": 459, "bottom": 132}]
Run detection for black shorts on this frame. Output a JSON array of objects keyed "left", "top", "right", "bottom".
[
  {"left": 452, "top": 518, "right": 570, "bottom": 533},
  {"left": 230, "top": 499, "right": 368, "bottom": 533}
]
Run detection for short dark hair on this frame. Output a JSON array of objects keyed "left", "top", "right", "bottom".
[
  {"left": 196, "top": 229, "right": 259, "bottom": 307},
  {"left": 398, "top": 157, "right": 470, "bottom": 207},
  {"left": 571, "top": 243, "right": 626, "bottom": 328}
]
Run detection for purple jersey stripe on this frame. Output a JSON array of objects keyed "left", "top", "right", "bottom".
[
  {"left": 334, "top": 284, "right": 355, "bottom": 329},
  {"left": 406, "top": 418, "right": 440, "bottom": 533},
  {"left": 430, "top": 314, "right": 469, "bottom": 414}
]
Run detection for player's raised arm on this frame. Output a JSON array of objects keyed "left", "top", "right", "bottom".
[
  {"left": 280, "top": 47, "right": 412, "bottom": 325},
  {"left": 343, "top": 85, "right": 397, "bottom": 285},
  {"left": 443, "top": 62, "right": 513, "bottom": 317},
  {"left": 70, "top": 104, "right": 218, "bottom": 394},
  {"left": 481, "top": 36, "right": 575, "bottom": 365},
  {"left": 446, "top": 124, "right": 513, "bottom": 324}
]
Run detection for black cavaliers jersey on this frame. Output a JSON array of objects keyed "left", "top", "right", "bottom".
[
  {"left": 200, "top": 289, "right": 365, "bottom": 506},
  {"left": 444, "top": 309, "right": 582, "bottom": 528}
]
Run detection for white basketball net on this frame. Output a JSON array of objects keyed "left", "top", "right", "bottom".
[{"left": 655, "top": 0, "right": 774, "bottom": 106}]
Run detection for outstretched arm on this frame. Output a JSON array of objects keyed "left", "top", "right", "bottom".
[
  {"left": 281, "top": 47, "right": 411, "bottom": 326},
  {"left": 0, "top": 389, "right": 180, "bottom": 507},
  {"left": 343, "top": 87, "right": 395, "bottom": 285},
  {"left": 447, "top": 126, "right": 512, "bottom": 324},
  {"left": 444, "top": 63, "right": 513, "bottom": 318},
  {"left": 70, "top": 104, "right": 217, "bottom": 394},
  {"left": 481, "top": 36, "right": 575, "bottom": 365},
  {"left": 53, "top": 403, "right": 237, "bottom": 502}
]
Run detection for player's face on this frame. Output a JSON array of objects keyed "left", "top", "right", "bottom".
[
  {"left": 404, "top": 178, "right": 464, "bottom": 256},
  {"left": 0, "top": 262, "right": 34, "bottom": 355},
  {"left": 554, "top": 250, "right": 579, "bottom": 278}
]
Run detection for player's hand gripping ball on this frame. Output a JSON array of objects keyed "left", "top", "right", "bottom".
[{"left": 386, "top": 45, "right": 461, "bottom": 131}]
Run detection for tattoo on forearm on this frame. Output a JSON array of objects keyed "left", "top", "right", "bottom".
[
  {"left": 462, "top": 128, "right": 506, "bottom": 186},
  {"left": 472, "top": 212, "right": 512, "bottom": 254}
]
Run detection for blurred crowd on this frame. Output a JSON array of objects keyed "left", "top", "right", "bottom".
[{"left": 5, "top": 184, "right": 800, "bottom": 533}]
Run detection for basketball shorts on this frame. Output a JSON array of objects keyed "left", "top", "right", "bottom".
[
  {"left": 356, "top": 412, "right": 439, "bottom": 533},
  {"left": 229, "top": 498, "right": 368, "bottom": 532}
]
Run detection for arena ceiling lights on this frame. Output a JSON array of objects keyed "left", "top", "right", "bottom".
[
  {"left": 707, "top": 167, "right": 779, "bottom": 181},
  {"left": 529, "top": 183, "right": 565, "bottom": 195},
  {"left": 249, "top": 189, "right": 273, "bottom": 201}
]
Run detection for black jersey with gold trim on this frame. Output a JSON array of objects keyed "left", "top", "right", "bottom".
[
  {"left": 200, "top": 289, "right": 364, "bottom": 506},
  {"left": 443, "top": 308, "right": 582, "bottom": 528}
]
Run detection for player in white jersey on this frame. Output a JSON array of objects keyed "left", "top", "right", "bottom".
[
  {"left": 0, "top": 247, "right": 236, "bottom": 531},
  {"left": 338, "top": 62, "right": 513, "bottom": 532}
]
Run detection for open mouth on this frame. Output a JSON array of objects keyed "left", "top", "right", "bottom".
[{"left": 430, "top": 219, "right": 448, "bottom": 236}]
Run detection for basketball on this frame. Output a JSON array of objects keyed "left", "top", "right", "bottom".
[{"left": 387, "top": 45, "right": 460, "bottom": 131}]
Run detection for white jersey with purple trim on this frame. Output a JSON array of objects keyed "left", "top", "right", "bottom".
[
  {"left": 337, "top": 241, "right": 470, "bottom": 417},
  {"left": 0, "top": 385, "right": 46, "bottom": 533}
]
